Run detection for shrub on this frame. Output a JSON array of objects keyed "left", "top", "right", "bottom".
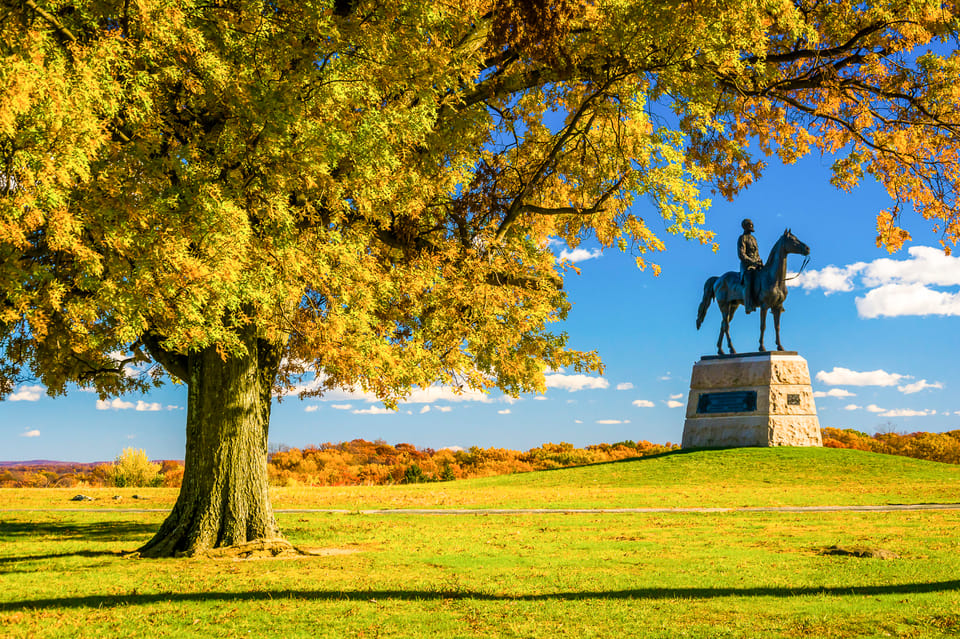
[
  {"left": 403, "top": 463, "right": 427, "bottom": 484},
  {"left": 439, "top": 463, "right": 456, "bottom": 482},
  {"left": 111, "top": 448, "right": 162, "bottom": 487}
]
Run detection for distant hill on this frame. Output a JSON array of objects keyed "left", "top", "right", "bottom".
[
  {"left": 0, "top": 460, "right": 107, "bottom": 469},
  {"left": 0, "top": 460, "right": 179, "bottom": 468}
]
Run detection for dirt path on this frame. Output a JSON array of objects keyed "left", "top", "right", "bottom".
[{"left": 3, "top": 503, "right": 960, "bottom": 514}]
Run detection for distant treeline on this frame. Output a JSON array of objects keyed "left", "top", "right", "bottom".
[
  {"left": 4, "top": 429, "right": 960, "bottom": 488},
  {"left": 0, "top": 458, "right": 183, "bottom": 489},
  {"left": 267, "top": 439, "right": 679, "bottom": 486},
  {"left": 821, "top": 427, "right": 960, "bottom": 464},
  {"left": 1, "top": 439, "right": 677, "bottom": 488}
]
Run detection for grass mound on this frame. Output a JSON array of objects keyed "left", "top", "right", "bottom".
[{"left": 269, "top": 446, "right": 960, "bottom": 511}]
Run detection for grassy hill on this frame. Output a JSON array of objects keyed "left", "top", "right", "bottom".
[
  {"left": 456, "top": 446, "right": 960, "bottom": 505},
  {"left": 5, "top": 447, "right": 959, "bottom": 511}
]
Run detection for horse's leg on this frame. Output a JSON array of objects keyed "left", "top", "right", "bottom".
[
  {"left": 725, "top": 305, "right": 736, "bottom": 354},
  {"left": 759, "top": 307, "right": 767, "bottom": 352},
  {"left": 716, "top": 302, "right": 726, "bottom": 355},
  {"left": 774, "top": 307, "right": 784, "bottom": 351}
]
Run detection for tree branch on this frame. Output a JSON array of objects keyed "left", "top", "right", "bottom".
[
  {"left": 22, "top": 0, "right": 76, "bottom": 44},
  {"left": 515, "top": 177, "right": 624, "bottom": 218},
  {"left": 485, "top": 271, "right": 562, "bottom": 290},
  {"left": 141, "top": 332, "right": 189, "bottom": 383},
  {"left": 745, "top": 21, "right": 890, "bottom": 66},
  {"left": 495, "top": 82, "right": 612, "bottom": 241}
]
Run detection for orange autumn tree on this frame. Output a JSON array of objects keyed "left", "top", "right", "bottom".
[{"left": 3, "top": 0, "right": 960, "bottom": 557}]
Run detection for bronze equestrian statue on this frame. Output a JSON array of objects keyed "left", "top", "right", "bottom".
[{"left": 696, "top": 225, "right": 810, "bottom": 355}]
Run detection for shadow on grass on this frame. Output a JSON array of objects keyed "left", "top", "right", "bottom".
[
  {"left": 0, "top": 520, "right": 156, "bottom": 542},
  {"left": 493, "top": 448, "right": 704, "bottom": 476},
  {"left": 4, "top": 581, "right": 960, "bottom": 610},
  {"left": 0, "top": 550, "right": 130, "bottom": 576},
  {"left": 0, "top": 550, "right": 127, "bottom": 565}
]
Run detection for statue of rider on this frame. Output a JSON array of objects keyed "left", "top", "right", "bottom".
[{"left": 738, "top": 218, "right": 763, "bottom": 314}]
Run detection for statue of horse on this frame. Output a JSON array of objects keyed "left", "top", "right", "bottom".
[{"left": 696, "top": 229, "right": 810, "bottom": 355}]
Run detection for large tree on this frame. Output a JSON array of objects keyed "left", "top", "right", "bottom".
[{"left": 2, "top": 0, "right": 959, "bottom": 556}]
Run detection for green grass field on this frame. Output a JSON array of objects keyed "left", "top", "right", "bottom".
[{"left": 3, "top": 448, "right": 960, "bottom": 638}]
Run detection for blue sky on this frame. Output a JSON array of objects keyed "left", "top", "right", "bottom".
[{"left": 3, "top": 153, "right": 959, "bottom": 462}]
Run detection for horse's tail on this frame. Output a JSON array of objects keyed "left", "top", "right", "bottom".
[{"left": 696, "top": 276, "right": 718, "bottom": 330}]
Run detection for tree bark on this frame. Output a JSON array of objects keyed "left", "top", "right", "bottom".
[{"left": 138, "top": 330, "right": 287, "bottom": 558}]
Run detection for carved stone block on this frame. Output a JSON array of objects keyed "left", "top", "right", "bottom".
[{"left": 682, "top": 352, "right": 822, "bottom": 448}]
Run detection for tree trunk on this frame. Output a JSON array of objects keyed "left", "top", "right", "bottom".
[{"left": 138, "top": 331, "right": 288, "bottom": 558}]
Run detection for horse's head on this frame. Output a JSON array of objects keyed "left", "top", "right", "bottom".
[{"left": 782, "top": 228, "right": 810, "bottom": 256}]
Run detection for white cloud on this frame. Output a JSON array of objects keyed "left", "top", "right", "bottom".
[
  {"left": 498, "top": 409, "right": 511, "bottom": 414},
  {"left": 435, "top": 406, "right": 453, "bottom": 413},
  {"left": 880, "top": 408, "right": 936, "bottom": 417},
  {"left": 632, "top": 399, "right": 655, "bottom": 408},
  {"left": 544, "top": 372, "right": 609, "bottom": 392},
  {"left": 596, "top": 419, "right": 630, "bottom": 424},
  {"left": 305, "top": 405, "right": 320, "bottom": 413},
  {"left": 669, "top": 393, "right": 683, "bottom": 400},
  {"left": 813, "top": 388, "right": 856, "bottom": 398},
  {"left": 616, "top": 382, "right": 634, "bottom": 391},
  {"left": 107, "top": 351, "right": 151, "bottom": 379},
  {"left": 331, "top": 404, "right": 352, "bottom": 410},
  {"left": 284, "top": 374, "right": 491, "bottom": 405},
  {"left": 816, "top": 367, "right": 905, "bottom": 387},
  {"left": 574, "top": 419, "right": 583, "bottom": 424},
  {"left": 419, "top": 406, "right": 431, "bottom": 414},
  {"left": 666, "top": 400, "right": 684, "bottom": 408},
  {"left": 20, "top": 429, "right": 40, "bottom": 438},
  {"left": 94, "top": 398, "right": 162, "bottom": 411},
  {"left": 402, "top": 386, "right": 490, "bottom": 404},
  {"left": 559, "top": 247, "right": 602, "bottom": 263},
  {"left": 844, "top": 404, "right": 861, "bottom": 411},
  {"left": 533, "top": 395, "right": 548, "bottom": 401},
  {"left": 352, "top": 406, "right": 396, "bottom": 415},
  {"left": 280, "top": 376, "right": 329, "bottom": 398},
  {"left": 897, "top": 379, "right": 943, "bottom": 394},
  {"left": 789, "top": 246, "right": 960, "bottom": 318},
  {"left": 8, "top": 385, "right": 44, "bottom": 402},
  {"left": 856, "top": 283, "right": 960, "bottom": 318},
  {"left": 659, "top": 373, "right": 672, "bottom": 381},
  {"left": 96, "top": 398, "right": 135, "bottom": 410},
  {"left": 166, "top": 405, "right": 182, "bottom": 411},
  {"left": 789, "top": 263, "right": 866, "bottom": 294},
  {"left": 861, "top": 246, "right": 960, "bottom": 287},
  {"left": 849, "top": 405, "right": 938, "bottom": 417}
]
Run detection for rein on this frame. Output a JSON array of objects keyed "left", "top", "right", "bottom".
[{"left": 784, "top": 254, "right": 810, "bottom": 281}]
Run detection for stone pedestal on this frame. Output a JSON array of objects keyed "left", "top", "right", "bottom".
[{"left": 681, "top": 351, "right": 822, "bottom": 449}]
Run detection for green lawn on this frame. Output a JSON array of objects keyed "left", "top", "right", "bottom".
[{"left": 3, "top": 448, "right": 960, "bottom": 637}]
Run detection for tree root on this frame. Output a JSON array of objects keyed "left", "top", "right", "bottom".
[
  {"left": 128, "top": 538, "right": 362, "bottom": 560},
  {"left": 200, "top": 538, "right": 301, "bottom": 559}
]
